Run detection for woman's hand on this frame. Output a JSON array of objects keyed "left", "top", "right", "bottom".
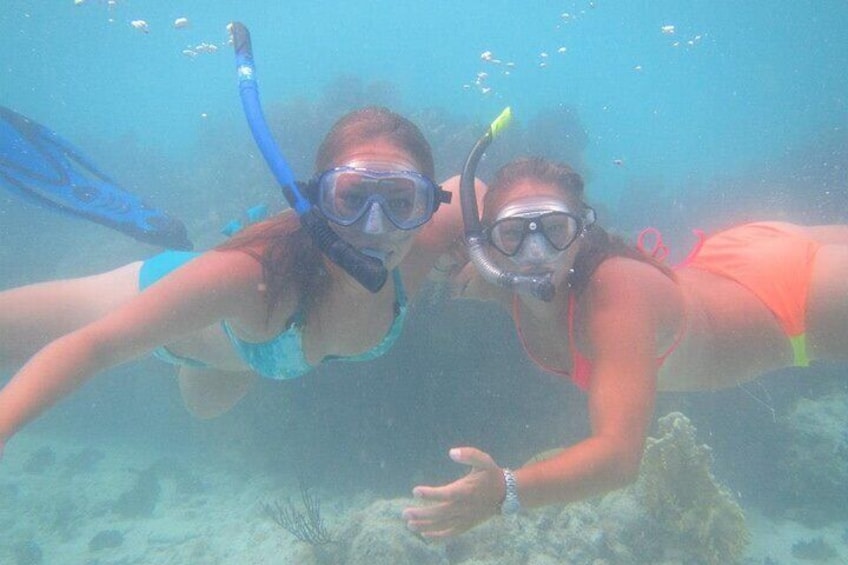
[{"left": 403, "top": 447, "right": 506, "bottom": 538}]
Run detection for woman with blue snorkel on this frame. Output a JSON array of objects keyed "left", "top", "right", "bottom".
[
  {"left": 0, "top": 105, "right": 466, "bottom": 458},
  {"left": 403, "top": 110, "right": 848, "bottom": 537},
  {"left": 0, "top": 24, "right": 473, "bottom": 458}
]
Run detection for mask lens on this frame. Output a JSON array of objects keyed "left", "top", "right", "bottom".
[
  {"left": 325, "top": 171, "right": 375, "bottom": 223},
  {"left": 490, "top": 217, "right": 527, "bottom": 255},
  {"left": 540, "top": 212, "right": 579, "bottom": 250},
  {"left": 378, "top": 176, "right": 421, "bottom": 226}
]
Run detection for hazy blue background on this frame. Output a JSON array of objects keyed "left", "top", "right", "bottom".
[
  {"left": 4, "top": 1, "right": 845, "bottom": 204},
  {"left": 1, "top": 0, "right": 847, "bottom": 513}
]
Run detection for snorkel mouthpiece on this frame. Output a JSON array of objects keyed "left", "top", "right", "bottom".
[
  {"left": 460, "top": 107, "right": 556, "bottom": 301},
  {"left": 228, "top": 22, "right": 387, "bottom": 293},
  {"left": 466, "top": 234, "right": 555, "bottom": 301}
]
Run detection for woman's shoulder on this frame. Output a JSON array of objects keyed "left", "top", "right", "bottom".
[
  {"left": 186, "top": 248, "right": 266, "bottom": 290},
  {"left": 190, "top": 247, "right": 300, "bottom": 329},
  {"left": 580, "top": 256, "right": 685, "bottom": 355},
  {"left": 586, "top": 255, "right": 679, "bottom": 307}
]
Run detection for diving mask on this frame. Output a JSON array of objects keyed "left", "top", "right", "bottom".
[
  {"left": 488, "top": 198, "right": 595, "bottom": 259},
  {"left": 312, "top": 164, "right": 450, "bottom": 230}
]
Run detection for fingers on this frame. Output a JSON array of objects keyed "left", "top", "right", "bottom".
[
  {"left": 402, "top": 503, "right": 441, "bottom": 522},
  {"left": 401, "top": 446, "right": 501, "bottom": 539},
  {"left": 412, "top": 485, "right": 454, "bottom": 502},
  {"left": 449, "top": 446, "right": 497, "bottom": 470},
  {"left": 402, "top": 505, "right": 469, "bottom": 538},
  {"left": 402, "top": 503, "right": 446, "bottom": 534}
]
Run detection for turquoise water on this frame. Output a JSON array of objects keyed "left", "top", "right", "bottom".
[
  {"left": 2, "top": 1, "right": 848, "bottom": 563},
  {"left": 3, "top": 1, "right": 845, "bottom": 204}
]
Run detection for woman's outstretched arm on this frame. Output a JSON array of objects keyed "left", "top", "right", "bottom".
[
  {"left": 0, "top": 250, "right": 262, "bottom": 453},
  {"left": 404, "top": 258, "right": 669, "bottom": 536}
]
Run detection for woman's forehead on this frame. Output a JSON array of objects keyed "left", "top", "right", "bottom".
[
  {"left": 507, "top": 179, "right": 561, "bottom": 194},
  {"left": 495, "top": 180, "right": 571, "bottom": 206},
  {"left": 333, "top": 139, "right": 417, "bottom": 169}
]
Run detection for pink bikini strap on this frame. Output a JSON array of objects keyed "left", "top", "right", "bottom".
[
  {"left": 637, "top": 226, "right": 696, "bottom": 361},
  {"left": 638, "top": 227, "right": 707, "bottom": 269},
  {"left": 567, "top": 293, "right": 591, "bottom": 390},
  {"left": 676, "top": 229, "right": 707, "bottom": 268},
  {"left": 637, "top": 227, "right": 669, "bottom": 262}
]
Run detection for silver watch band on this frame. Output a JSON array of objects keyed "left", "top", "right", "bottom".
[{"left": 500, "top": 467, "right": 521, "bottom": 515}]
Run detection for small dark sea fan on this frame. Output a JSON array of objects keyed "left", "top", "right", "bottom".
[{"left": 264, "top": 483, "right": 333, "bottom": 546}]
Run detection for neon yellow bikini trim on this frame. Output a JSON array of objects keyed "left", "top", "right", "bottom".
[{"left": 790, "top": 334, "right": 810, "bottom": 367}]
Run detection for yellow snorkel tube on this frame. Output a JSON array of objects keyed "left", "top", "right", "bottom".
[{"left": 459, "top": 107, "right": 556, "bottom": 301}]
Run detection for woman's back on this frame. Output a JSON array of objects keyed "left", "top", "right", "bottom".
[
  {"left": 660, "top": 266, "right": 794, "bottom": 390},
  {"left": 660, "top": 222, "right": 848, "bottom": 390}
]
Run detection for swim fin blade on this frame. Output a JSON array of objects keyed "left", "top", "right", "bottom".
[{"left": 0, "top": 106, "right": 193, "bottom": 250}]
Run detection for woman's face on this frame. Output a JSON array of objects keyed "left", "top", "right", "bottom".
[
  {"left": 487, "top": 180, "right": 584, "bottom": 287},
  {"left": 326, "top": 138, "right": 426, "bottom": 270}
]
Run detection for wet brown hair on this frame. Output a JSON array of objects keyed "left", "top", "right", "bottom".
[
  {"left": 484, "top": 157, "right": 673, "bottom": 294},
  {"left": 218, "top": 106, "right": 434, "bottom": 323},
  {"left": 316, "top": 106, "right": 434, "bottom": 179}
]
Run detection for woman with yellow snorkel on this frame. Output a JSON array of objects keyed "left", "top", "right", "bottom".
[{"left": 404, "top": 108, "right": 848, "bottom": 537}]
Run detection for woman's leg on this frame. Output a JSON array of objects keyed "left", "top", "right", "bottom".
[
  {"left": 178, "top": 366, "right": 257, "bottom": 419},
  {"left": 0, "top": 261, "right": 142, "bottom": 368}
]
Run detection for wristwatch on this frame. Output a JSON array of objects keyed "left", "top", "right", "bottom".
[{"left": 500, "top": 468, "right": 521, "bottom": 515}]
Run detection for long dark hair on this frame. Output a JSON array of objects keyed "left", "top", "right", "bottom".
[
  {"left": 484, "top": 157, "right": 673, "bottom": 295},
  {"left": 217, "top": 107, "right": 434, "bottom": 324}
]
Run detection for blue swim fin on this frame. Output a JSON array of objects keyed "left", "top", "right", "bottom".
[{"left": 0, "top": 106, "right": 193, "bottom": 250}]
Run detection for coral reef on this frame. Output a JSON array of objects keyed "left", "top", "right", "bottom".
[
  {"left": 89, "top": 530, "right": 124, "bottom": 551},
  {"left": 439, "top": 412, "right": 748, "bottom": 564},
  {"left": 113, "top": 466, "right": 161, "bottom": 518},
  {"left": 62, "top": 447, "right": 104, "bottom": 476},
  {"left": 339, "top": 499, "right": 448, "bottom": 565},
  {"left": 22, "top": 446, "right": 55, "bottom": 474},
  {"left": 265, "top": 412, "right": 748, "bottom": 564},
  {"left": 780, "top": 392, "right": 848, "bottom": 523},
  {"left": 52, "top": 496, "right": 84, "bottom": 541},
  {"left": 635, "top": 411, "right": 749, "bottom": 564},
  {"left": 13, "top": 540, "right": 42, "bottom": 565},
  {"left": 444, "top": 498, "right": 652, "bottom": 564},
  {"left": 290, "top": 499, "right": 448, "bottom": 565},
  {"left": 791, "top": 536, "right": 837, "bottom": 561},
  {"left": 111, "top": 458, "right": 203, "bottom": 519}
]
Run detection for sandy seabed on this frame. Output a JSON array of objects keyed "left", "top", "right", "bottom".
[{"left": 2, "top": 429, "right": 846, "bottom": 565}]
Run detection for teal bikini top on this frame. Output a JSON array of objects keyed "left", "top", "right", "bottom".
[{"left": 222, "top": 268, "right": 408, "bottom": 380}]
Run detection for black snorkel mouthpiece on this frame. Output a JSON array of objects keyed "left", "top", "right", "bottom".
[
  {"left": 228, "top": 22, "right": 387, "bottom": 293},
  {"left": 459, "top": 107, "right": 555, "bottom": 302}
]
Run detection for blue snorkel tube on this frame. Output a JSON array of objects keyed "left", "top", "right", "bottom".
[
  {"left": 460, "top": 107, "right": 555, "bottom": 302},
  {"left": 228, "top": 22, "right": 388, "bottom": 292}
]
